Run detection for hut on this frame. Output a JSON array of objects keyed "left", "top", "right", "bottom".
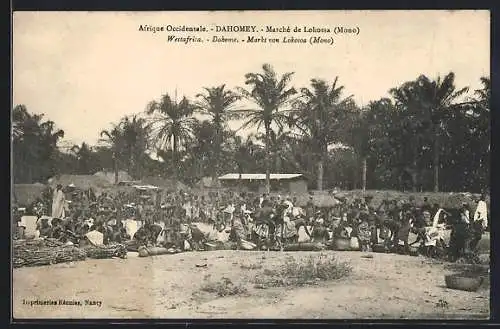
[{"left": 218, "top": 173, "right": 308, "bottom": 194}]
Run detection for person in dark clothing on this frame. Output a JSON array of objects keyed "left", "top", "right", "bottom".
[
  {"left": 38, "top": 217, "right": 52, "bottom": 238},
  {"left": 255, "top": 200, "right": 275, "bottom": 227},
  {"left": 395, "top": 205, "right": 412, "bottom": 254},
  {"left": 469, "top": 220, "right": 484, "bottom": 252},
  {"left": 470, "top": 194, "right": 487, "bottom": 251},
  {"left": 305, "top": 197, "right": 315, "bottom": 221},
  {"left": 421, "top": 197, "right": 431, "bottom": 213},
  {"left": 368, "top": 208, "right": 379, "bottom": 246},
  {"left": 449, "top": 205, "right": 471, "bottom": 262}
]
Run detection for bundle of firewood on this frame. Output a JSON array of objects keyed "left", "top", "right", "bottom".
[
  {"left": 83, "top": 243, "right": 128, "bottom": 259},
  {"left": 13, "top": 239, "right": 128, "bottom": 268},
  {"left": 13, "top": 239, "right": 87, "bottom": 268}
]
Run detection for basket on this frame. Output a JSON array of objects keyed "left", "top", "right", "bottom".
[
  {"left": 445, "top": 274, "right": 483, "bottom": 292},
  {"left": 138, "top": 246, "right": 149, "bottom": 257},
  {"left": 409, "top": 247, "right": 419, "bottom": 256}
]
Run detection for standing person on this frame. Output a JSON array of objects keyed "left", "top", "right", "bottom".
[
  {"left": 362, "top": 196, "right": 373, "bottom": 212},
  {"left": 473, "top": 193, "right": 488, "bottom": 229},
  {"left": 471, "top": 193, "right": 488, "bottom": 250},
  {"left": 230, "top": 212, "right": 246, "bottom": 248},
  {"left": 357, "top": 215, "right": 372, "bottom": 252},
  {"left": 305, "top": 196, "right": 315, "bottom": 222},
  {"left": 183, "top": 196, "right": 193, "bottom": 221},
  {"left": 449, "top": 204, "right": 471, "bottom": 262},
  {"left": 462, "top": 203, "right": 471, "bottom": 225},
  {"left": 51, "top": 184, "right": 66, "bottom": 219},
  {"left": 421, "top": 197, "right": 431, "bottom": 213}
]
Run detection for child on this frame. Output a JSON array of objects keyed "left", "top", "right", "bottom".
[{"left": 357, "top": 215, "right": 372, "bottom": 252}]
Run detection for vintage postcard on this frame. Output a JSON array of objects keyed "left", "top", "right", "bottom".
[{"left": 12, "top": 10, "right": 490, "bottom": 320}]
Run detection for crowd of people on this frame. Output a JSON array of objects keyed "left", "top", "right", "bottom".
[{"left": 12, "top": 184, "right": 489, "bottom": 262}]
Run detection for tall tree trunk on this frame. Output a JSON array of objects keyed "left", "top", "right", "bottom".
[
  {"left": 433, "top": 127, "right": 440, "bottom": 192},
  {"left": 411, "top": 140, "right": 419, "bottom": 192},
  {"left": 128, "top": 148, "right": 134, "bottom": 180},
  {"left": 238, "top": 164, "right": 242, "bottom": 193},
  {"left": 173, "top": 135, "right": 178, "bottom": 179},
  {"left": 352, "top": 165, "right": 358, "bottom": 190},
  {"left": 275, "top": 153, "right": 282, "bottom": 174},
  {"left": 113, "top": 152, "right": 118, "bottom": 185},
  {"left": 317, "top": 145, "right": 326, "bottom": 191},
  {"left": 27, "top": 164, "right": 32, "bottom": 184},
  {"left": 265, "top": 125, "right": 271, "bottom": 194},
  {"left": 213, "top": 126, "right": 220, "bottom": 182},
  {"left": 317, "top": 159, "right": 324, "bottom": 191},
  {"left": 410, "top": 167, "right": 418, "bottom": 193},
  {"left": 361, "top": 156, "right": 367, "bottom": 192}
]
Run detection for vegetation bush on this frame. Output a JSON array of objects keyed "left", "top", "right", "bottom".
[
  {"left": 200, "top": 277, "right": 248, "bottom": 297},
  {"left": 254, "top": 253, "right": 352, "bottom": 288}
]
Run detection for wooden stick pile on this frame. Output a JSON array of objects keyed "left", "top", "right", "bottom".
[
  {"left": 13, "top": 239, "right": 87, "bottom": 268},
  {"left": 83, "top": 243, "right": 128, "bottom": 259},
  {"left": 13, "top": 239, "right": 127, "bottom": 268}
]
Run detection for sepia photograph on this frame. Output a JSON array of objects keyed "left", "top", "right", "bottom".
[{"left": 12, "top": 10, "right": 490, "bottom": 320}]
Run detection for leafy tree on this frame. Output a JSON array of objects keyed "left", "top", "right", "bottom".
[
  {"left": 390, "top": 72, "right": 469, "bottom": 192},
  {"left": 237, "top": 64, "right": 297, "bottom": 193},
  {"left": 12, "top": 105, "right": 64, "bottom": 183},
  {"left": 294, "top": 77, "right": 354, "bottom": 190},
  {"left": 195, "top": 85, "right": 241, "bottom": 180},
  {"left": 70, "top": 142, "right": 96, "bottom": 174},
  {"left": 146, "top": 93, "right": 197, "bottom": 178}
]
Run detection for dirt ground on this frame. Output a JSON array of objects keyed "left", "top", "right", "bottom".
[{"left": 13, "top": 241, "right": 490, "bottom": 320}]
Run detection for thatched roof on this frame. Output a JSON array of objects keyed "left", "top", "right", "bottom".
[
  {"left": 140, "top": 176, "right": 190, "bottom": 191},
  {"left": 48, "top": 174, "right": 112, "bottom": 191},
  {"left": 13, "top": 183, "right": 47, "bottom": 206}
]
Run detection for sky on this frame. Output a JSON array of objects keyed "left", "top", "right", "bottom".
[{"left": 13, "top": 10, "right": 490, "bottom": 149}]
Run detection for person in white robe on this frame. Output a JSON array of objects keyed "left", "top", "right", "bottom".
[
  {"left": 470, "top": 193, "right": 488, "bottom": 251},
  {"left": 51, "top": 184, "right": 66, "bottom": 219},
  {"left": 473, "top": 194, "right": 488, "bottom": 229}
]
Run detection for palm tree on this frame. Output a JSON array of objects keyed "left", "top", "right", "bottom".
[
  {"left": 145, "top": 93, "right": 197, "bottom": 178},
  {"left": 70, "top": 142, "right": 93, "bottom": 174},
  {"left": 255, "top": 128, "right": 302, "bottom": 173},
  {"left": 120, "top": 115, "right": 149, "bottom": 179},
  {"left": 474, "top": 77, "right": 490, "bottom": 112},
  {"left": 392, "top": 72, "right": 468, "bottom": 192},
  {"left": 470, "top": 77, "right": 490, "bottom": 191},
  {"left": 294, "top": 78, "right": 354, "bottom": 190},
  {"left": 99, "top": 124, "right": 123, "bottom": 184},
  {"left": 195, "top": 85, "right": 241, "bottom": 180},
  {"left": 347, "top": 109, "right": 371, "bottom": 192},
  {"left": 237, "top": 63, "right": 297, "bottom": 193},
  {"left": 12, "top": 105, "right": 65, "bottom": 183}
]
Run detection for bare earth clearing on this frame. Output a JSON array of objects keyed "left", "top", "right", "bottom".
[{"left": 13, "top": 246, "right": 490, "bottom": 320}]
